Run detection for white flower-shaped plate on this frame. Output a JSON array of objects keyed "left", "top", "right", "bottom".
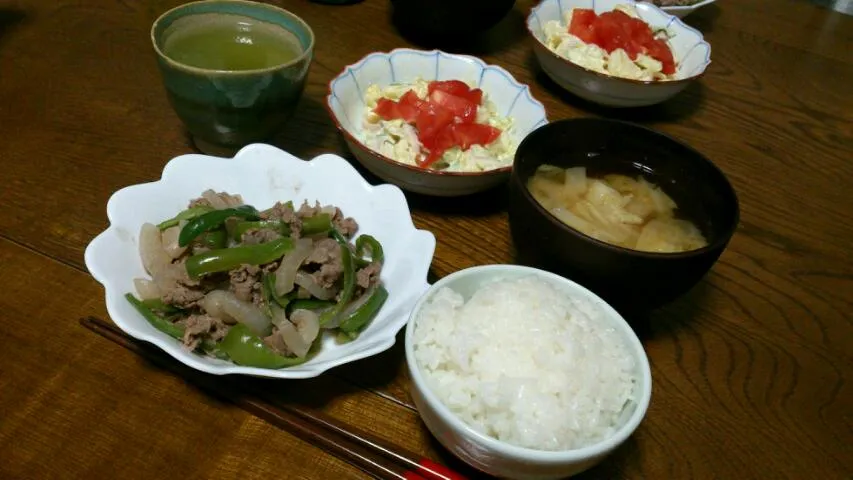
[{"left": 84, "top": 144, "right": 436, "bottom": 379}]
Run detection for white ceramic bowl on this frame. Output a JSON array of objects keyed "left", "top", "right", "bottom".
[
  {"left": 326, "top": 48, "right": 548, "bottom": 197},
  {"left": 84, "top": 144, "right": 436, "bottom": 379},
  {"left": 655, "top": 0, "right": 717, "bottom": 18},
  {"left": 404, "top": 265, "right": 652, "bottom": 480},
  {"left": 527, "top": 0, "right": 711, "bottom": 107}
]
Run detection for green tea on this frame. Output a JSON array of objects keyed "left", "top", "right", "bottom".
[{"left": 162, "top": 13, "right": 303, "bottom": 71}]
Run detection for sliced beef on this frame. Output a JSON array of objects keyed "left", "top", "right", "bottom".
[
  {"left": 356, "top": 261, "right": 382, "bottom": 289},
  {"left": 262, "top": 201, "right": 298, "bottom": 223},
  {"left": 229, "top": 264, "right": 262, "bottom": 303},
  {"left": 305, "top": 238, "right": 339, "bottom": 264},
  {"left": 296, "top": 200, "right": 323, "bottom": 218},
  {"left": 304, "top": 238, "right": 344, "bottom": 290},
  {"left": 241, "top": 228, "right": 282, "bottom": 245},
  {"left": 160, "top": 259, "right": 207, "bottom": 309},
  {"left": 263, "top": 330, "right": 292, "bottom": 357},
  {"left": 332, "top": 207, "right": 359, "bottom": 238},
  {"left": 262, "top": 201, "right": 302, "bottom": 238},
  {"left": 181, "top": 314, "right": 229, "bottom": 351}
]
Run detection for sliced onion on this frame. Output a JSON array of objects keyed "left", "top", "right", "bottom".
[
  {"left": 295, "top": 272, "right": 335, "bottom": 300},
  {"left": 324, "top": 284, "right": 375, "bottom": 329},
  {"left": 199, "top": 290, "right": 271, "bottom": 337},
  {"left": 277, "top": 320, "right": 310, "bottom": 358},
  {"left": 291, "top": 309, "right": 321, "bottom": 345},
  {"left": 202, "top": 189, "right": 228, "bottom": 209},
  {"left": 272, "top": 308, "right": 313, "bottom": 358},
  {"left": 133, "top": 277, "right": 161, "bottom": 300},
  {"left": 319, "top": 205, "right": 337, "bottom": 216},
  {"left": 139, "top": 223, "right": 170, "bottom": 277},
  {"left": 274, "top": 238, "right": 313, "bottom": 296},
  {"left": 160, "top": 225, "right": 187, "bottom": 259}
]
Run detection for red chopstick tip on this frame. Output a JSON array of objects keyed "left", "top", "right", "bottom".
[{"left": 408, "top": 458, "right": 468, "bottom": 480}]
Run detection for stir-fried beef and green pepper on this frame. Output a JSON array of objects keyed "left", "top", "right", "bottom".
[{"left": 127, "top": 189, "right": 387, "bottom": 369}]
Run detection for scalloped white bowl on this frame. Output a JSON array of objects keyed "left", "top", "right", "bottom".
[
  {"left": 326, "top": 48, "right": 548, "bottom": 197},
  {"left": 84, "top": 144, "right": 436, "bottom": 379},
  {"left": 527, "top": 0, "right": 712, "bottom": 107}
]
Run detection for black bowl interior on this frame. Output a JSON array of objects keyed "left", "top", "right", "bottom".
[
  {"left": 513, "top": 119, "right": 739, "bottom": 251},
  {"left": 389, "top": 0, "right": 516, "bottom": 39}
]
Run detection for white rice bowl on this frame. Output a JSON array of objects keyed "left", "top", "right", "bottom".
[{"left": 412, "top": 274, "right": 638, "bottom": 451}]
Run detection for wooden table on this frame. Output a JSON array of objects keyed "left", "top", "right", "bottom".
[{"left": 1, "top": 0, "right": 851, "bottom": 478}]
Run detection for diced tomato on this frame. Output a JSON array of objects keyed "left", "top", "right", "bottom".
[
  {"left": 415, "top": 104, "right": 455, "bottom": 149},
  {"left": 374, "top": 79, "right": 504, "bottom": 170},
  {"left": 568, "top": 8, "right": 597, "bottom": 44},
  {"left": 429, "top": 80, "right": 484, "bottom": 105},
  {"left": 397, "top": 90, "right": 428, "bottom": 122},
  {"left": 417, "top": 122, "right": 502, "bottom": 168},
  {"left": 373, "top": 97, "right": 401, "bottom": 121},
  {"left": 416, "top": 124, "right": 456, "bottom": 168},
  {"left": 428, "top": 90, "right": 477, "bottom": 124},
  {"left": 592, "top": 12, "right": 627, "bottom": 53},
  {"left": 428, "top": 80, "right": 470, "bottom": 98},
  {"left": 467, "top": 88, "right": 484, "bottom": 105},
  {"left": 646, "top": 39, "right": 675, "bottom": 74},
  {"left": 451, "top": 123, "right": 502, "bottom": 150},
  {"left": 567, "top": 8, "right": 676, "bottom": 75}
]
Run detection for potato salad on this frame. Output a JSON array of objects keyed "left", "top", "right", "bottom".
[
  {"left": 360, "top": 79, "right": 516, "bottom": 172},
  {"left": 543, "top": 5, "right": 677, "bottom": 81}
]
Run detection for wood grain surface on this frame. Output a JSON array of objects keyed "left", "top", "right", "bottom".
[{"left": 1, "top": 0, "right": 851, "bottom": 478}]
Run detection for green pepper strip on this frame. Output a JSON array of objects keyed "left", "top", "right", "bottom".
[
  {"left": 339, "top": 285, "right": 388, "bottom": 335},
  {"left": 302, "top": 213, "right": 333, "bottom": 236},
  {"left": 355, "top": 235, "right": 384, "bottom": 265},
  {"left": 261, "top": 272, "right": 291, "bottom": 317},
  {"left": 219, "top": 323, "right": 309, "bottom": 369},
  {"left": 228, "top": 220, "right": 291, "bottom": 242},
  {"left": 178, "top": 205, "right": 260, "bottom": 247},
  {"left": 140, "top": 298, "right": 183, "bottom": 314},
  {"left": 198, "top": 229, "right": 228, "bottom": 249},
  {"left": 157, "top": 205, "right": 214, "bottom": 230},
  {"left": 319, "top": 230, "right": 356, "bottom": 327},
  {"left": 126, "top": 293, "right": 184, "bottom": 340},
  {"left": 185, "top": 237, "right": 294, "bottom": 279}
]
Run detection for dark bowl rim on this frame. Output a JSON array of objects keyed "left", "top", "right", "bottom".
[
  {"left": 524, "top": 1, "right": 710, "bottom": 87},
  {"left": 512, "top": 118, "right": 740, "bottom": 260}
]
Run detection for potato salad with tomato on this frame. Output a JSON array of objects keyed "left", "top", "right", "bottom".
[
  {"left": 543, "top": 4, "right": 677, "bottom": 81},
  {"left": 361, "top": 79, "right": 516, "bottom": 172}
]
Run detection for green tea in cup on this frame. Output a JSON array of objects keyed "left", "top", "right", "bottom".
[{"left": 151, "top": 1, "right": 315, "bottom": 156}]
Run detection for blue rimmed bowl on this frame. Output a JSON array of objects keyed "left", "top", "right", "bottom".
[
  {"left": 527, "top": 0, "right": 711, "bottom": 107},
  {"left": 326, "top": 48, "right": 548, "bottom": 197}
]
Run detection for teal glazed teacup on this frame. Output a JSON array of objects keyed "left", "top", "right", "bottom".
[{"left": 151, "top": 0, "right": 314, "bottom": 155}]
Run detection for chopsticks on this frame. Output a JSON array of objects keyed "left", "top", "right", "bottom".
[{"left": 79, "top": 317, "right": 467, "bottom": 480}]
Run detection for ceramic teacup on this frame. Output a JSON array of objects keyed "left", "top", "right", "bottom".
[{"left": 151, "top": 0, "right": 314, "bottom": 155}]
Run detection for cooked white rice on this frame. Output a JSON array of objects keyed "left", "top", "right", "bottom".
[{"left": 412, "top": 275, "right": 637, "bottom": 451}]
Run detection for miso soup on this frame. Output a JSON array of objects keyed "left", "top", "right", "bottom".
[
  {"left": 162, "top": 13, "right": 303, "bottom": 71},
  {"left": 528, "top": 164, "right": 708, "bottom": 253}
]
